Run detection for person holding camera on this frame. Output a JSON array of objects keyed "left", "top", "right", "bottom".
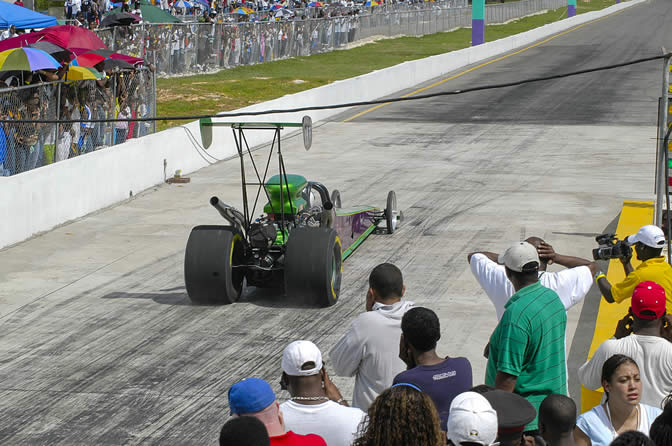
[
  {"left": 578, "top": 281, "right": 672, "bottom": 408},
  {"left": 596, "top": 225, "right": 672, "bottom": 313}
]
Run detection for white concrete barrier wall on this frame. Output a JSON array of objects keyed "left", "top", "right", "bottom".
[{"left": 0, "top": 0, "right": 644, "bottom": 249}]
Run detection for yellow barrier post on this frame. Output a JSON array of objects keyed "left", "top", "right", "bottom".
[{"left": 580, "top": 201, "right": 654, "bottom": 412}]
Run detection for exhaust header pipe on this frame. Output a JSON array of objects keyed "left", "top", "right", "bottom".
[{"left": 210, "top": 196, "right": 246, "bottom": 234}]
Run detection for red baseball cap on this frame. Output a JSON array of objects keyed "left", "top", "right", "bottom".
[{"left": 632, "top": 281, "right": 666, "bottom": 320}]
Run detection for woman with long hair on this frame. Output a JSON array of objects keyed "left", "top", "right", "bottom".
[
  {"left": 352, "top": 384, "right": 444, "bottom": 446},
  {"left": 574, "top": 354, "right": 662, "bottom": 446}
]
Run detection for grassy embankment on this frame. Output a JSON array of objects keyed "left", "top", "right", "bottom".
[{"left": 157, "top": 0, "right": 616, "bottom": 130}]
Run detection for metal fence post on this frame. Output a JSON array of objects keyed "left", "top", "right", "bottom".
[
  {"left": 111, "top": 75, "right": 117, "bottom": 146},
  {"left": 153, "top": 54, "right": 157, "bottom": 135},
  {"left": 54, "top": 82, "right": 61, "bottom": 160},
  {"left": 656, "top": 55, "right": 671, "bottom": 226},
  {"left": 472, "top": 0, "right": 484, "bottom": 45}
]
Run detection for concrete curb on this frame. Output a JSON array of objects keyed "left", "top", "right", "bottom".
[{"left": 0, "top": 0, "right": 646, "bottom": 249}]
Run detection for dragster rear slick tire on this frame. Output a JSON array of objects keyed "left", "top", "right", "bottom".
[
  {"left": 284, "top": 227, "right": 342, "bottom": 307},
  {"left": 184, "top": 225, "right": 246, "bottom": 305}
]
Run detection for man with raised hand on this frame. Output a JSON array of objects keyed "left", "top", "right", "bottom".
[
  {"left": 485, "top": 241, "right": 567, "bottom": 436},
  {"left": 468, "top": 236, "right": 598, "bottom": 321},
  {"left": 279, "top": 340, "right": 365, "bottom": 446},
  {"left": 329, "top": 263, "right": 414, "bottom": 411}
]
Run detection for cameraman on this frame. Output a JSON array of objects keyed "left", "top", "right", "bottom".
[{"left": 596, "top": 225, "right": 672, "bottom": 312}]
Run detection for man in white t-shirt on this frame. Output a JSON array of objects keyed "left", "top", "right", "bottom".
[
  {"left": 468, "top": 237, "right": 599, "bottom": 320},
  {"left": 329, "top": 263, "right": 414, "bottom": 411},
  {"left": 578, "top": 281, "right": 672, "bottom": 408},
  {"left": 279, "top": 340, "right": 365, "bottom": 446}
]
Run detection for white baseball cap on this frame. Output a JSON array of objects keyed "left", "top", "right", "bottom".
[
  {"left": 498, "top": 242, "right": 540, "bottom": 273},
  {"left": 281, "top": 340, "right": 323, "bottom": 376},
  {"left": 447, "top": 392, "right": 498, "bottom": 446},
  {"left": 626, "top": 225, "right": 665, "bottom": 249}
]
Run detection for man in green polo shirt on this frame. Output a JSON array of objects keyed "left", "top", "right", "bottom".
[{"left": 485, "top": 241, "right": 567, "bottom": 435}]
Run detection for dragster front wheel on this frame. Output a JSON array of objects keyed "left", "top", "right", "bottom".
[
  {"left": 386, "top": 190, "right": 399, "bottom": 234},
  {"left": 284, "top": 227, "right": 342, "bottom": 307},
  {"left": 184, "top": 225, "right": 246, "bottom": 305}
]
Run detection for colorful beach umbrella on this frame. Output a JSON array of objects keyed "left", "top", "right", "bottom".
[
  {"left": 67, "top": 66, "right": 104, "bottom": 81},
  {"left": 270, "top": 3, "right": 283, "bottom": 9},
  {"left": 232, "top": 6, "right": 255, "bottom": 14},
  {"left": 174, "top": 0, "right": 192, "bottom": 8},
  {"left": 0, "top": 47, "right": 59, "bottom": 72},
  {"left": 307, "top": 1, "right": 323, "bottom": 6},
  {"left": 364, "top": 0, "right": 381, "bottom": 5}
]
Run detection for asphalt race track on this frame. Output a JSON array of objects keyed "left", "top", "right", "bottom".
[{"left": 2, "top": 1, "right": 671, "bottom": 443}]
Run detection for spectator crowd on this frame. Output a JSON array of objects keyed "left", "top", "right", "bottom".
[
  {"left": 220, "top": 224, "right": 672, "bottom": 446},
  {"left": 0, "top": 67, "right": 153, "bottom": 175},
  {"left": 61, "top": 0, "right": 376, "bottom": 26}
]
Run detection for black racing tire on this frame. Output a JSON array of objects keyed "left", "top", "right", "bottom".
[
  {"left": 284, "top": 227, "right": 342, "bottom": 307},
  {"left": 331, "top": 189, "right": 342, "bottom": 209},
  {"left": 386, "top": 190, "right": 397, "bottom": 234},
  {"left": 184, "top": 225, "right": 246, "bottom": 305}
]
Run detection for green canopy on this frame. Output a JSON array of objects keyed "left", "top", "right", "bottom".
[{"left": 107, "top": 0, "right": 182, "bottom": 23}]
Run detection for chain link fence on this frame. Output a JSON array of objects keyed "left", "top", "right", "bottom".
[
  {"left": 98, "top": 0, "right": 566, "bottom": 77},
  {"left": 0, "top": 68, "right": 156, "bottom": 176}
]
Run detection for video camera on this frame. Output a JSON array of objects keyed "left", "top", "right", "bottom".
[{"left": 592, "top": 233, "right": 632, "bottom": 261}]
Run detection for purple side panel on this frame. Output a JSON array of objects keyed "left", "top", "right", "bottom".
[
  {"left": 472, "top": 19, "right": 485, "bottom": 46},
  {"left": 333, "top": 211, "right": 376, "bottom": 254},
  {"left": 568, "top": 5, "right": 576, "bottom": 16}
]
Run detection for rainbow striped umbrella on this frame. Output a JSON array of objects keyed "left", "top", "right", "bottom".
[{"left": 0, "top": 47, "right": 60, "bottom": 72}]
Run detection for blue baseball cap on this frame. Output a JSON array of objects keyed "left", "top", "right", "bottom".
[{"left": 228, "top": 378, "right": 276, "bottom": 415}]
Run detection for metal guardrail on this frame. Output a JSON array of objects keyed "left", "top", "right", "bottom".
[
  {"left": 655, "top": 54, "right": 672, "bottom": 252},
  {"left": 0, "top": 69, "right": 156, "bottom": 176},
  {"left": 96, "top": 0, "right": 566, "bottom": 77}
]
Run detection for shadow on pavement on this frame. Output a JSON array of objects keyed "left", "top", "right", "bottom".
[
  {"left": 101, "top": 291, "right": 192, "bottom": 306},
  {"left": 239, "top": 286, "right": 322, "bottom": 309},
  {"left": 101, "top": 286, "right": 322, "bottom": 309}
]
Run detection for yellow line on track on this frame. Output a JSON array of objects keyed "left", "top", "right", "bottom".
[{"left": 343, "top": 6, "right": 633, "bottom": 122}]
